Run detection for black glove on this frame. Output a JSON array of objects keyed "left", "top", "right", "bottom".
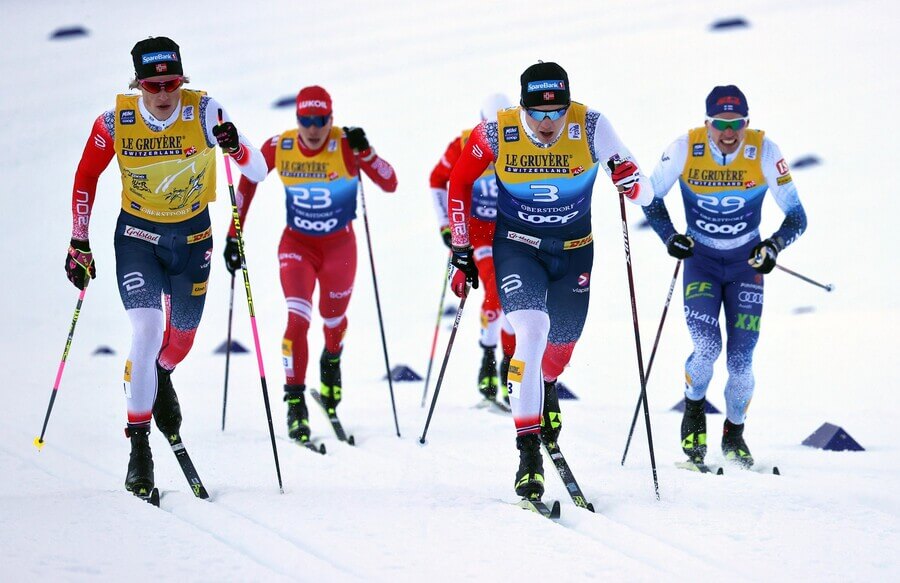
[
  {"left": 343, "top": 126, "right": 370, "bottom": 153},
  {"left": 213, "top": 121, "right": 241, "bottom": 154},
  {"left": 449, "top": 246, "right": 479, "bottom": 297},
  {"left": 748, "top": 238, "right": 781, "bottom": 274},
  {"left": 223, "top": 237, "right": 242, "bottom": 275},
  {"left": 440, "top": 226, "right": 452, "bottom": 248},
  {"left": 666, "top": 233, "right": 694, "bottom": 259},
  {"left": 65, "top": 238, "right": 96, "bottom": 290}
]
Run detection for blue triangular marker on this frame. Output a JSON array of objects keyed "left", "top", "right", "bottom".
[
  {"left": 670, "top": 398, "right": 721, "bottom": 414},
  {"left": 383, "top": 365, "right": 423, "bottom": 382},
  {"left": 556, "top": 382, "right": 578, "bottom": 400},
  {"left": 215, "top": 340, "right": 249, "bottom": 354},
  {"left": 273, "top": 96, "right": 295, "bottom": 109},
  {"left": 802, "top": 422, "right": 864, "bottom": 451},
  {"left": 791, "top": 155, "right": 822, "bottom": 169},
  {"left": 50, "top": 26, "right": 89, "bottom": 40},
  {"left": 442, "top": 305, "right": 458, "bottom": 317},
  {"left": 710, "top": 17, "right": 749, "bottom": 31},
  {"left": 93, "top": 346, "right": 115, "bottom": 355}
]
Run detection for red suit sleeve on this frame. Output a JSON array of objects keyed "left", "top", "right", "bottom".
[
  {"left": 228, "top": 136, "right": 277, "bottom": 237},
  {"left": 429, "top": 138, "right": 462, "bottom": 189},
  {"left": 341, "top": 139, "right": 398, "bottom": 193},
  {"left": 448, "top": 122, "right": 493, "bottom": 248},
  {"left": 71, "top": 115, "right": 115, "bottom": 240}
]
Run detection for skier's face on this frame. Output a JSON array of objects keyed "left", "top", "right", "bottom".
[
  {"left": 138, "top": 74, "right": 183, "bottom": 120},
  {"left": 296, "top": 114, "right": 333, "bottom": 150},
  {"left": 706, "top": 112, "right": 748, "bottom": 155},
  {"left": 523, "top": 104, "right": 569, "bottom": 144}
]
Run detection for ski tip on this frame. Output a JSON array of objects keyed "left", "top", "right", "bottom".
[
  {"left": 550, "top": 500, "right": 562, "bottom": 520},
  {"left": 348, "top": 435, "right": 356, "bottom": 446},
  {"left": 716, "top": 467, "right": 725, "bottom": 475},
  {"left": 587, "top": 502, "right": 595, "bottom": 513},
  {"left": 33, "top": 436, "right": 45, "bottom": 450},
  {"left": 319, "top": 443, "right": 327, "bottom": 455}
]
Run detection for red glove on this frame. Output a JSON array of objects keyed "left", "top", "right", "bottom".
[
  {"left": 608, "top": 157, "right": 641, "bottom": 200},
  {"left": 449, "top": 247, "right": 478, "bottom": 298}
]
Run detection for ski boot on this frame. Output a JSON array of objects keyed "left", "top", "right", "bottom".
[
  {"left": 478, "top": 343, "right": 500, "bottom": 400},
  {"left": 153, "top": 363, "right": 182, "bottom": 438},
  {"left": 499, "top": 354, "right": 511, "bottom": 405},
  {"left": 124, "top": 424, "right": 154, "bottom": 496},
  {"left": 681, "top": 396, "right": 707, "bottom": 464},
  {"left": 319, "top": 349, "right": 342, "bottom": 413},
  {"left": 284, "top": 384, "right": 311, "bottom": 442},
  {"left": 514, "top": 433, "right": 545, "bottom": 499},
  {"left": 540, "top": 380, "right": 562, "bottom": 446},
  {"left": 722, "top": 419, "right": 754, "bottom": 468}
]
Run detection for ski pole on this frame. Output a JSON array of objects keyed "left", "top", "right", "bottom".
[
  {"left": 219, "top": 110, "right": 283, "bottom": 493},
  {"left": 356, "top": 159, "right": 401, "bottom": 438},
  {"left": 419, "top": 285, "right": 467, "bottom": 445},
  {"left": 621, "top": 260, "right": 681, "bottom": 466},
  {"left": 421, "top": 255, "right": 450, "bottom": 408},
  {"left": 221, "top": 273, "right": 236, "bottom": 431},
  {"left": 775, "top": 264, "right": 834, "bottom": 292},
  {"left": 35, "top": 286, "right": 87, "bottom": 450},
  {"left": 616, "top": 190, "right": 660, "bottom": 500}
]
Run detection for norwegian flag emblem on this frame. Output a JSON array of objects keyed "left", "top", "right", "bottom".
[
  {"left": 155, "top": 63, "right": 168, "bottom": 73},
  {"left": 543, "top": 91, "right": 555, "bottom": 101}
]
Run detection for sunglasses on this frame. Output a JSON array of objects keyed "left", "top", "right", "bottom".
[
  {"left": 525, "top": 106, "right": 569, "bottom": 122},
  {"left": 138, "top": 77, "right": 184, "bottom": 94},
  {"left": 298, "top": 115, "right": 331, "bottom": 128},
  {"left": 707, "top": 117, "right": 748, "bottom": 131}
]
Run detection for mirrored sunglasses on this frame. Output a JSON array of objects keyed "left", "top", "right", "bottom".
[
  {"left": 525, "top": 106, "right": 569, "bottom": 122},
  {"left": 138, "top": 77, "right": 184, "bottom": 94},
  {"left": 298, "top": 115, "right": 331, "bottom": 128},
  {"left": 707, "top": 117, "right": 748, "bottom": 131}
]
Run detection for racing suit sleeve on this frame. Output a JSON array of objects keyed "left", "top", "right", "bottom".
[
  {"left": 71, "top": 113, "right": 116, "bottom": 241},
  {"left": 643, "top": 135, "right": 689, "bottom": 244},
  {"left": 429, "top": 138, "right": 462, "bottom": 228},
  {"left": 448, "top": 122, "right": 494, "bottom": 248}
]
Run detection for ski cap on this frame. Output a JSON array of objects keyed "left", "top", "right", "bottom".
[
  {"left": 520, "top": 61, "right": 570, "bottom": 108},
  {"left": 706, "top": 85, "right": 748, "bottom": 117},
  {"left": 131, "top": 36, "right": 182, "bottom": 80},
  {"left": 480, "top": 93, "right": 513, "bottom": 123},
  {"left": 296, "top": 85, "right": 332, "bottom": 117}
]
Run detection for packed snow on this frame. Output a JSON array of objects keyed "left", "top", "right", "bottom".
[{"left": 2, "top": 0, "right": 898, "bottom": 580}]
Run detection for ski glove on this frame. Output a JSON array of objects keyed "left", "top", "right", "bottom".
[
  {"left": 440, "top": 226, "right": 452, "bottom": 249},
  {"left": 607, "top": 157, "right": 641, "bottom": 200},
  {"left": 213, "top": 121, "right": 241, "bottom": 154},
  {"left": 666, "top": 233, "right": 695, "bottom": 259},
  {"left": 343, "top": 127, "right": 370, "bottom": 154},
  {"left": 449, "top": 246, "right": 479, "bottom": 298},
  {"left": 748, "top": 238, "right": 781, "bottom": 274},
  {"left": 223, "top": 236, "right": 242, "bottom": 275},
  {"left": 65, "top": 238, "right": 96, "bottom": 290}
]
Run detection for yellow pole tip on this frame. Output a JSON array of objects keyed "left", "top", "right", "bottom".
[{"left": 33, "top": 437, "right": 45, "bottom": 450}]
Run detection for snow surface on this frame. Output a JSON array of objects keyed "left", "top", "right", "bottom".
[{"left": 2, "top": 0, "right": 899, "bottom": 581}]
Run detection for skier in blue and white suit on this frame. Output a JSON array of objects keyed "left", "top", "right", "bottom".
[{"left": 643, "top": 85, "right": 807, "bottom": 468}]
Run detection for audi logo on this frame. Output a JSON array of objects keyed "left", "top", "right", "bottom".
[{"left": 738, "top": 291, "right": 763, "bottom": 304}]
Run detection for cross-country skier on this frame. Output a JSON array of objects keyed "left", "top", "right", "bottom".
[
  {"left": 429, "top": 94, "right": 517, "bottom": 407},
  {"left": 223, "top": 86, "right": 397, "bottom": 445},
  {"left": 642, "top": 85, "right": 807, "bottom": 468},
  {"left": 65, "top": 36, "right": 267, "bottom": 498},
  {"left": 447, "top": 62, "right": 653, "bottom": 501}
]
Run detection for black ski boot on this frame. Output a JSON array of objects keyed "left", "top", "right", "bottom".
[
  {"left": 153, "top": 363, "right": 182, "bottom": 437},
  {"left": 284, "top": 384, "right": 311, "bottom": 442},
  {"left": 540, "top": 380, "right": 562, "bottom": 445},
  {"left": 515, "top": 433, "right": 545, "bottom": 499},
  {"left": 499, "top": 354, "right": 511, "bottom": 405},
  {"left": 681, "top": 396, "right": 707, "bottom": 464},
  {"left": 319, "top": 349, "right": 342, "bottom": 413},
  {"left": 124, "top": 424, "right": 154, "bottom": 495},
  {"left": 722, "top": 419, "right": 754, "bottom": 468},
  {"left": 478, "top": 343, "right": 500, "bottom": 400}
]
